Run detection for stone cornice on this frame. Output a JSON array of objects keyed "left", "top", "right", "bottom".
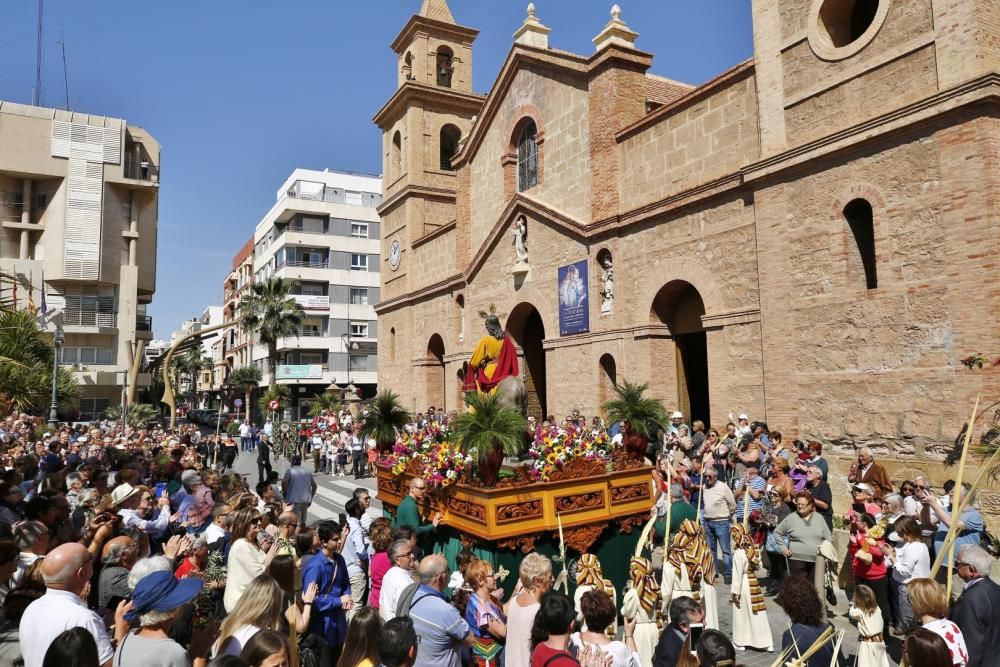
[
  {"left": 373, "top": 82, "right": 484, "bottom": 128},
  {"left": 616, "top": 59, "right": 755, "bottom": 142},
  {"left": 411, "top": 221, "right": 456, "bottom": 249},
  {"left": 390, "top": 15, "right": 479, "bottom": 54},
  {"left": 376, "top": 183, "right": 456, "bottom": 217}
]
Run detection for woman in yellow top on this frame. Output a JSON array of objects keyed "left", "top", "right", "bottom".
[{"left": 337, "top": 607, "right": 382, "bottom": 667}]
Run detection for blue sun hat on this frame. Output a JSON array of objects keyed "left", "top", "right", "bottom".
[{"left": 125, "top": 570, "right": 203, "bottom": 623}]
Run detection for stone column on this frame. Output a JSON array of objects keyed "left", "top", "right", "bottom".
[{"left": 128, "top": 192, "right": 138, "bottom": 266}]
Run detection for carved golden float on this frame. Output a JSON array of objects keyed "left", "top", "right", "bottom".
[{"left": 376, "top": 460, "right": 654, "bottom": 554}]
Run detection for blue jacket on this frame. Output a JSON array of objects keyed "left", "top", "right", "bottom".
[{"left": 301, "top": 551, "right": 350, "bottom": 645}]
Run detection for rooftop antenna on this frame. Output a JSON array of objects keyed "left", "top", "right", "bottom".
[
  {"left": 32, "top": 0, "right": 43, "bottom": 106},
  {"left": 57, "top": 30, "right": 69, "bottom": 110}
]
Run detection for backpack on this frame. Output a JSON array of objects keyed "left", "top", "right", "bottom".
[{"left": 395, "top": 582, "right": 422, "bottom": 619}]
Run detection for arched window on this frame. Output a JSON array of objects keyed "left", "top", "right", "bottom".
[
  {"left": 402, "top": 52, "right": 414, "bottom": 81},
  {"left": 439, "top": 125, "right": 461, "bottom": 171},
  {"left": 436, "top": 47, "right": 454, "bottom": 88},
  {"left": 517, "top": 121, "right": 538, "bottom": 192},
  {"left": 819, "top": 0, "right": 879, "bottom": 47},
  {"left": 844, "top": 198, "right": 877, "bottom": 289},
  {"left": 391, "top": 131, "right": 402, "bottom": 179}
]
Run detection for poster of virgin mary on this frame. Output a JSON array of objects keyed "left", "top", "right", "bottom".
[{"left": 558, "top": 260, "right": 589, "bottom": 335}]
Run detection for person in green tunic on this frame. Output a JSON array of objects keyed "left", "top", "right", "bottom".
[
  {"left": 393, "top": 478, "right": 442, "bottom": 536},
  {"left": 654, "top": 483, "right": 698, "bottom": 544}
]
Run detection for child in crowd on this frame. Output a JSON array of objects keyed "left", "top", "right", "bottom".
[{"left": 848, "top": 584, "right": 890, "bottom": 667}]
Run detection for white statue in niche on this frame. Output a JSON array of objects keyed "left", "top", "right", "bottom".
[
  {"left": 600, "top": 256, "right": 614, "bottom": 312},
  {"left": 512, "top": 216, "right": 528, "bottom": 265}
]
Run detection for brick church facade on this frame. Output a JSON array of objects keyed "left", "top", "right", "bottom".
[{"left": 375, "top": 0, "right": 999, "bottom": 487}]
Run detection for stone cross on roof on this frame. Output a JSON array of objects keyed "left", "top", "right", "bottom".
[{"left": 419, "top": 0, "right": 455, "bottom": 24}]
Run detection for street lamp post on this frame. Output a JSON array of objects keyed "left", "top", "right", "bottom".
[{"left": 48, "top": 326, "right": 64, "bottom": 427}]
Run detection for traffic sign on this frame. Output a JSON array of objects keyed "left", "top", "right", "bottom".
[
  {"left": 234, "top": 398, "right": 243, "bottom": 408},
  {"left": 268, "top": 399, "right": 280, "bottom": 410}
]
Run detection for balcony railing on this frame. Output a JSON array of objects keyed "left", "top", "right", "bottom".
[
  {"left": 123, "top": 156, "right": 160, "bottom": 182},
  {"left": 280, "top": 259, "right": 330, "bottom": 269},
  {"left": 282, "top": 225, "right": 331, "bottom": 236},
  {"left": 64, "top": 310, "right": 116, "bottom": 327},
  {"left": 136, "top": 316, "right": 153, "bottom": 332}
]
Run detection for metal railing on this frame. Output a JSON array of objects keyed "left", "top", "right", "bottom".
[
  {"left": 280, "top": 259, "right": 330, "bottom": 269},
  {"left": 123, "top": 157, "right": 159, "bottom": 182},
  {"left": 136, "top": 316, "right": 153, "bottom": 332},
  {"left": 282, "top": 225, "right": 331, "bottom": 236},
  {"left": 64, "top": 310, "right": 116, "bottom": 327}
]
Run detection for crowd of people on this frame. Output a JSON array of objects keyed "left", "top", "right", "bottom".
[{"left": 0, "top": 405, "right": 996, "bottom": 667}]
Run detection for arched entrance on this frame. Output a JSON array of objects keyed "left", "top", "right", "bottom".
[
  {"left": 426, "top": 334, "right": 446, "bottom": 412},
  {"left": 651, "top": 281, "right": 710, "bottom": 426},
  {"left": 598, "top": 354, "right": 616, "bottom": 409},
  {"left": 506, "top": 303, "right": 546, "bottom": 419}
]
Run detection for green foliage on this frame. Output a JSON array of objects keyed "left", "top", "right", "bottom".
[
  {"left": 308, "top": 391, "right": 342, "bottom": 418},
  {"left": 452, "top": 391, "right": 527, "bottom": 465},
  {"left": 360, "top": 390, "right": 411, "bottom": 448},
  {"left": 0, "top": 309, "right": 78, "bottom": 413},
  {"left": 226, "top": 421, "right": 241, "bottom": 437},
  {"left": 227, "top": 365, "right": 262, "bottom": 388},
  {"left": 262, "top": 384, "right": 291, "bottom": 408},
  {"left": 237, "top": 277, "right": 305, "bottom": 389},
  {"left": 106, "top": 403, "right": 159, "bottom": 426},
  {"left": 600, "top": 380, "right": 669, "bottom": 438}
]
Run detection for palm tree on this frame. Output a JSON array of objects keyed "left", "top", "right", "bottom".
[
  {"left": 170, "top": 347, "right": 211, "bottom": 405},
  {"left": 360, "top": 390, "right": 411, "bottom": 454},
  {"left": 601, "top": 380, "right": 669, "bottom": 461},
  {"left": 227, "top": 365, "right": 262, "bottom": 420},
  {"left": 452, "top": 392, "right": 527, "bottom": 487},
  {"left": 308, "top": 389, "right": 342, "bottom": 418},
  {"left": 237, "top": 276, "right": 304, "bottom": 390},
  {"left": 106, "top": 403, "right": 159, "bottom": 427},
  {"left": 0, "top": 308, "right": 78, "bottom": 414}
]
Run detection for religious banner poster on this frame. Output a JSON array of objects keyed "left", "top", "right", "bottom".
[{"left": 558, "top": 259, "right": 590, "bottom": 336}]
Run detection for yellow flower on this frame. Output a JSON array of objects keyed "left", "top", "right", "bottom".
[{"left": 546, "top": 452, "right": 558, "bottom": 464}]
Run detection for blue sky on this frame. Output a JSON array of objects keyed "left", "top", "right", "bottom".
[{"left": 0, "top": 0, "right": 753, "bottom": 338}]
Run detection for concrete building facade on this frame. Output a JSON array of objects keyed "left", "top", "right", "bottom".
[
  {"left": 376, "top": 0, "right": 1000, "bottom": 498},
  {"left": 252, "top": 168, "right": 382, "bottom": 419},
  {"left": 0, "top": 101, "right": 159, "bottom": 420}
]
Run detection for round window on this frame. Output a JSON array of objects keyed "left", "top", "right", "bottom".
[{"left": 808, "top": 0, "right": 889, "bottom": 60}]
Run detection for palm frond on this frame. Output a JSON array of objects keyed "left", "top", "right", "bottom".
[
  {"left": 360, "top": 390, "right": 412, "bottom": 447},
  {"left": 452, "top": 392, "right": 527, "bottom": 464},
  {"left": 600, "top": 380, "right": 668, "bottom": 437}
]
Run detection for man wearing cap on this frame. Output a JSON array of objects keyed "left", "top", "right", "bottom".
[
  {"left": 700, "top": 466, "right": 737, "bottom": 585},
  {"left": 10, "top": 520, "right": 49, "bottom": 588},
  {"left": 668, "top": 411, "right": 688, "bottom": 435},
  {"left": 19, "top": 543, "right": 125, "bottom": 667},
  {"left": 847, "top": 447, "right": 892, "bottom": 500}
]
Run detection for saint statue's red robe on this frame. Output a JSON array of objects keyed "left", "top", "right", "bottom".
[{"left": 463, "top": 334, "right": 519, "bottom": 393}]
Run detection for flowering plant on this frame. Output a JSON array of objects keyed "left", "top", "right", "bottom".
[
  {"left": 380, "top": 421, "right": 470, "bottom": 489},
  {"left": 526, "top": 424, "right": 614, "bottom": 481}
]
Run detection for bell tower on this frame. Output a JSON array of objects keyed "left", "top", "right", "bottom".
[{"left": 375, "top": 0, "right": 482, "bottom": 297}]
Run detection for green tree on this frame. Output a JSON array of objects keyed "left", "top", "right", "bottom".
[
  {"left": 106, "top": 403, "right": 159, "bottom": 427},
  {"left": 308, "top": 389, "right": 342, "bottom": 418},
  {"left": 262, "top": 384, "right": 292, "bottom": 411},
  {"left": 600, "top": 380, "right": 669, "bottom": 460},
  {"left": 452, "top": 391, "right": 526, "bottom": 487},
  {"left": 169, "top": 347, "right": 211, "bottom": 404},
  {"left": 360, "top": 390, "right": 411, "bottom": 453},
  {"left": 237, "top": 277, "right": 304, "bottom": 390},
  {"left": 0, "top": 309, "right": 78, "bottom": 413},
  {"left": 227, "top": 365, "right": 262, "bottom": 419}
]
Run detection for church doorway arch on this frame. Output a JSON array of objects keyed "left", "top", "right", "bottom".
[
  {"left": 651, "top": 281, "right": 710, "bottom": 426},
  {"left": 506, "top": 303, "right": 546, "bottom": 419},
  {"left": 426, "top": 334, "right": 446, "bottom": 412},
  {"left": 598, "top": 354, "right": 616, "bottom": 410}
]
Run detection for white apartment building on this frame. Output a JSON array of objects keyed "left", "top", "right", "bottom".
[
  {"left": 252, "top": 169, "right": 381, "bottom": 419},
  {"left": 0, "top": 101, "right": 159, "bottom": 420}
]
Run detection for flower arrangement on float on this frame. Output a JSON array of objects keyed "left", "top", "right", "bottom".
[
  {"left": 526, "top": 424, "right": 614, "bottom": 482},
  {"left": 379, "top": 421, "right": 471, "bottom": 489}
]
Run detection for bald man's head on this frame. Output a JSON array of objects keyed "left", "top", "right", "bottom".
[
  {"left": 42, "top": 542, "right": 93, "bottom": 593},
  {"left": 417, "top": 553, "right": 448, "bottom": 588},
  {"left": 101, "top": 536, "right": 136, "bottom": 568}
]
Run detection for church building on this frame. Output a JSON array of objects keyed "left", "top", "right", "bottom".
[{"left": 374, "top": 0, "right": 1000, "bottom": 472}]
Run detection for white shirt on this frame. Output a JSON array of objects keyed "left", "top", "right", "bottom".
[
  {"left": 119, "top": 506, "right": 170, "bottom": 535},
  {"left": 20, "top": 588, "right": 115, "bottom": 667},
  {"left": 224, "top": 538, "right": 265, "bottom": 612},
  {"left": 10, "top": 551, "right": 42, "bottom": 588},
  {"left": 204, "top": 522, "right": 226, "bottom": 545},
  {"left": 239, "top": 423, "right": 251, "bottom": 438},
  {"left": 380, "top": 565, "right": 415, "bottom": 621},
  {"left": 892, "top": 541, "right": 930, "bottom": 583}
]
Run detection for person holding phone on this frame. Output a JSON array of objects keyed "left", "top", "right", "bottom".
[{"left": 652, "top": 596, "right": 704, "bottom": 667}]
